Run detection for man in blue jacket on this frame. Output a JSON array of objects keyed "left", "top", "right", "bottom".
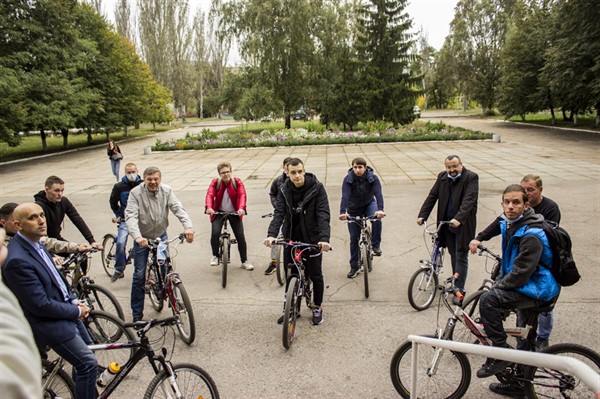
[
  {"left": 470, "top": 185, "right": 560, "bottom": 394},
  {"left": 339, "top": 157, "right": 385, "bottom": 278}
]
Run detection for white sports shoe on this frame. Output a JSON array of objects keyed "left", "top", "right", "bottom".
[
  {"left": 210, "top": 256, "right": 219, "bottom": 266},
  {"left": 241, "top": 261, "right": 254, "bottom": 270}
]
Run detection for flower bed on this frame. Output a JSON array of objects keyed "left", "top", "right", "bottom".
[{"left": 152, "top": 121, "right": 491, "bottom": 151}]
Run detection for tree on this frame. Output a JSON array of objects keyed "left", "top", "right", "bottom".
[
  {"left": 354, "top": 0, "right": 420, "bottom": 125},
  {"left": 114, "top": 0, "right": 135, "bottom": 43}
]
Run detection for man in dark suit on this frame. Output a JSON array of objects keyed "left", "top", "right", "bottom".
[
  {"left": 417, "top": 155, "right": 479, "bottom": 303},
  {"left": 2, "top": 203, "right": 98, "bottom": 399}
]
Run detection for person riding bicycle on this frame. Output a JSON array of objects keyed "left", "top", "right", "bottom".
[
  {"left": 125, "top": 166, "right": 195, "bottom": 322},
  {"left": 205, "top": 162, "right": 253, "bottom": 271},
  {"left": 264, "top": 157, "right": 292, "bottom": 275},
  {"left": 339, "top": 157, "right": 385, "bottom": 279},
  {"left": 263, "top": 158, "right": 331, "bottom": 326},
  {"left": 468, "top": 184, "right": 560, "bottom": 396},
  {"left": 108, "top": 162, "right": 142, "bottom": 282}
]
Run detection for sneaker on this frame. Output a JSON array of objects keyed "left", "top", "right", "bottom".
[
  {"left": 265, "top": 262, "right": 277, "bottom": 275},
  {"left": 535, "top": 338, "right": 549, "bottom": 351},
  {"left": 311, "top": 306, "right": 323, "bottom": 325},
  {"left": 110, "top": 271, "right": 124, "bottom": 283},
  {"left": 347, "top": 268, "right": 360, "bottom": 279},
  {"left": 241, "top": 261, "right": 254, "bottom": 271},
  {"left": 477, "top": 358, "right": 512, "bottom": 378},
  {"left": 372, "top": 247, "right": 382, "bottom": 256},
  {"left": 132, "top": 314, "right": 143, "bottom": 322},
  {"left": 210, "top": 256, "right": 219, "bottom": 266},
  {"left": 489, "top": 382, "right": 526, "bottom": 398}
]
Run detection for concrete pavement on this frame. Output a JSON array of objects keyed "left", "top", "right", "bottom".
[{"left": 0, "top": 114, "right": 598, "bottom": 398}]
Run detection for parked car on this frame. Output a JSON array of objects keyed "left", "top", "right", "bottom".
[{"left": 292, "top": 110, "right": 307, "bottom": 120}]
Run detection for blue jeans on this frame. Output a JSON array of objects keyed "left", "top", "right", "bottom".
[
  {"left": 537, "top": 310, "right": 553, "bottom": 340},
  {"left": 131, "top": 232, "right": 167, "bottom": 319},
  {"left": 348, "top": 201, "right": 382, "bottom": 270},
  {"left": 52, "top": 320, "right": 98, "bottom": 399},
  {"left": 443, "top": 231, "right": 469, "bottom": 292},
  {"left": 114, "top": 221, "right": 129, "bottom": 274},
  {"left": 110, "top": 160, "right": 120, "bottom": 181}
]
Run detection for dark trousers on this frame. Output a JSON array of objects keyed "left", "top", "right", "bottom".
[
  {"left": 443, "top": 231, "right": 469, "bottom": 292},
  {"left": 210, "top": 216, "right": 248, "bottom": 262},
  {"left": 283, "top": 246, "right": 324, "bottom": 306},
  {"left": 479, "top": 288, "right": 542, "bottom": 350}
]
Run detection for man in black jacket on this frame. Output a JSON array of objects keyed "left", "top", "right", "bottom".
[
  {"left": 108, "top": 163, "right": 143, "bottom": 282},
  {"left": 34, "top": 176, "right": 101, "bottom": 272},
  {"left": 417, "top": 155, "right": 479, "bottom": 303},
  {"left": 264, "top": 158, "right": 331, "bottom": 326},
  {"left": 265, "top": 157, "right": 292, "bottom": 276}
]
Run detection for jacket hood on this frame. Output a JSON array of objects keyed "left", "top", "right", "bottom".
[
  {"left": 346, "top": 166, "right": 375, "bottom": 184},
  {"left": 34, "top": 190, "right": 50, "bottom": 204},
  {"left": 509, "top": 208, "right": 544, "bottom": 230}
]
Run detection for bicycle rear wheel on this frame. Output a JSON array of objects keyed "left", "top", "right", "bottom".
[
  {"left": 85, "top": 310, "right": 136, "bottom": 368},
  {"left": 171, "top": 281, "right": 196, "bottom": 345},
  {"left": 390, "top": 335, "right": 471, "bottom": 399},
  {"left": 42, "top": 359, "right": 75, "bottom": 399},
  {"left": 283, "top": 277, "right": 299, "bottom": 349},
  {"left": 85, "top": 283, "right": 125, "bottom": 320},
  {"left": 144, "top": 363, "right": 220, "bottom": 399},
  {"left": 147, "top": 263, "right": 164, "bottom": 312},
  {"left": 408, "top": 268, "right": 438, "bottom": 311},
  {"left": 221, "top": 237, "right": 229, "bottom": 289},
  {"left": 360, "top": 242, "right": 370, "bottom": 298},
  {"left": 450, "top": 289, "right": 486, "bottom": 343},
  {"left": 275, "top": 244, "right": 284, "bottom": 286},
  {"left": 524, "top": 343, "right": 600, "bottom": 398},
  {"left": 101, "top": 234, "right": 117, "bottom": 277}
]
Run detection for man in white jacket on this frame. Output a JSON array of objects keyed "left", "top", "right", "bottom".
[{"left": 125, "top": 166, "right": 194, "bottom": 322}]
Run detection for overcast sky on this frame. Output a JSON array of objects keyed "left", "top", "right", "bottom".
[{"left": 102, "top": 0, "right": 459, "bottom": 62}]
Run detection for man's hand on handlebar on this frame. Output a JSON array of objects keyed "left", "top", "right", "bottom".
[
  {"left": 135, "top": 237, "right": 149, "bottom": 248},
  {"left": 263, "top": 237, "right": 277, "bottom": 247},
  {"left": 469, "top": 239, "right": 482, "bottom": 254},
  {"left": 374, "top": 210, "right": 386, "bottom": 219},
  {"left": 77, "top": 243, "right": 92, "bottom": 253},
  {"left": 318, "top": 242, "right": 331, "bottom": 253},
  {"left": 90, "top": 242, "right": 103, "bottom": 250},
  {"left": 416, "top": 217, "right": 425, "bottom": 226},
  {"left": 449, "top": 218, "right": 461, "bottom": 228},
  {"left": 183, "top": 228, "right": 194, "bottom": 243},
  {"left": 339, "top": 213, "right": 349, "bottom": 221},
  {"left": 205, "top": 207, "right": 214, "bottom": 215}
]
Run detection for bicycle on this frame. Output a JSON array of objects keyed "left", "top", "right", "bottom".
[
  {"left": 212, "top": 211, "right": 239, "bottom": 289},
  {"left": 59, "top": 249, "right": 125, "bottom": 320},
  {"left": 272, "top": 240, "right": 324, "bottom": 349},
  {"left": 344, "top": 215, "right": 378, "bottom": 298},
  {"left": 144, "top": 233, "right": 195, "bottom": 345},
  {"left": 390, "top": 266, "right": 600, "bottom": 398},
  {"left": 261, "top": 213, "right": 285, "bottom": 286},
  {"left": 407, "top": 220, "right": 451, "bottom": 311},
  {"left": 100, "top": 218, "right": 133, "bottom": 278},
  {"left": 43, "top": 316, "right": 220, "bottom": 399}
]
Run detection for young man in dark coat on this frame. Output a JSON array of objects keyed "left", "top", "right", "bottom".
[
  {"left": 417, "top": 155, "right": 479, "bottom": 303},
  {"left": 264, "top": 158, "right": 331, "bottom": 326}
]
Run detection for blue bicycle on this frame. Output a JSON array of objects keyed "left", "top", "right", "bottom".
[{"left": 408, "top": 221, "right": 451, "bottom": 311}]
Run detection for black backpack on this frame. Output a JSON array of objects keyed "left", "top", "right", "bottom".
[{"left": 539, "top": 221, "right": 580, "bottom": 287}]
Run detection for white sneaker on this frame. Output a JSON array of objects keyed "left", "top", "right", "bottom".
[
  {"left": 241, "top": 261, "right": 254, "bottom": 270},
  {"left": 210, "top": 256, "right": 218, "bottom": 266}
]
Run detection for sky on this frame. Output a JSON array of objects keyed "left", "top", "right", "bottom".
[{"left": 102, "top": 0, "right": 459, "bottom": 61}]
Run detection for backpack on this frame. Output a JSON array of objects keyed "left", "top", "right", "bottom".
[
  {"left": 540, "top": 220, "right": 580, "bottom": 287},
  {"left": 216, "top": 177, "right": 237, "bottom": 191}
]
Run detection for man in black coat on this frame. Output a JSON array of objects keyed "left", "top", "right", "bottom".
[
  {"left": 264, "top": 158, "right": 331, "bottom": 326},
  {"left": 417, "top": 155, "right": 479, "bottom": 302}
]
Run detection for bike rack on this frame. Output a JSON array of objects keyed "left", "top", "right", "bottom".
[{"left": 407, "top": 335, "right": 600, "bottom": 399}]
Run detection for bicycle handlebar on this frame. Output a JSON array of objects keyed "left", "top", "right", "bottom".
[
  {"left": 261, "top": 213, "right": 274, "bottom": 218},
  {"left": 60, "top": 248, "right": 98, "bottom": 269},
  {"left": 477, "top": 245, "right": 502, "bottom": 262},
  {"left": 124, "top": 316, "right": 179, "bottom": 332},
  {"left": 424, "top": 220, "right": 452, "bottom": 235},
  {"left": 271, "top": 239, "right": 333, "bottom": 252},
  {"left": 147, "top": 233, "right": 185, "bottom": 248},
  {"left": 344, "top": 215, "right": 380, "bottom": 222}
]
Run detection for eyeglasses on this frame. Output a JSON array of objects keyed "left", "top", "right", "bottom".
[{"left": 219, "top": 170, "right": 231, "bottom": 175}]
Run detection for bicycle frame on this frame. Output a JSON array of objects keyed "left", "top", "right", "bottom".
[
  {"left": 421, "top": 221, "right": 450, "bottom": 275},
  {"left": 147, "top": 236, "right": 184, "bottom": 311}
]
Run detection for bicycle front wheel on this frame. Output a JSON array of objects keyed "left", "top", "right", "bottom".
[
  {"left": 101, "top": 234, "right": 117, "bottom": 277},
  {"left": 147, "top": 264, "right": 164, "bottom": 312},
  {"left": 283, "top": 277, "right": 300, "bottom": 349},
  {"left": 171, "top": 281, "right": 196, "bottom": 345},
  {"left": 42, "top": 359, "right": 75, "bottom": 399},
  {"left": 408, "top": 268, "right": 438, "bottom": 311},
  {"left": 86, "top": 283, "right": 125, "bottom": 320},
  {"left": 221, "top": 237, "right": 229, "bottom": 289},
  {"left": 524, "top": 343, "right": 600, "bottom": 399},
  {"left": 275, "top": 244, "right": 284, "bottom": 286},
  {"left": 360, "top": 242, "right": 370, "bottom": 298},
  {"left": 390, "top": 336, "right": 471, "bottom": 399},
  {"left": 144, "top": 363, "right": 220, "bottom": 399},
  {"left": 85, "top": 310, "right": 136, "bottom": 367}
]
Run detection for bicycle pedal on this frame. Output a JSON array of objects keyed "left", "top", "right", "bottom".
[{"left": 230, "top": 239, "right": 238, "bottom": 244}]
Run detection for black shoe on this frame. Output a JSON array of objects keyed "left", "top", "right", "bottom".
[
  {"left": 477, "top": 358, "right": 512, "bottom": 378},
  {"left": 110, "top": 271, "right": 124, "bottom": 283},
  {"left": 489, "top": 382, "right": 526, "bottom": 398},
  {"left": 535, "top": 338, "right": 549, "bottom": 351},
  {"left": 372, "top": 247, "right": 382, "bottom": 256},
  {"left": 265, "top": 263, "right": 277, "bottom": 275},
  {"left": 347, "top": 268, "right": 360, "bottom": 279},
  {"left": 132, "top": 315, "right": 143, "bottom": 322}
]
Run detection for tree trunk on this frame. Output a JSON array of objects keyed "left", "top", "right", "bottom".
[
  {"left": 596, "top": 103, "right": 600, "bottom": 128},
  {"left": 61, "top": 128, "right": 69, "bottom": 149},
  {"left": 573, "top": 112, "right": 578, "bottom": 125},
  {"left": 124, "top": 125, "right": 129, "bottom": 137},
  {"left": 105, "top": 131, "right": 110, "bottom": 141},
  {"left": 285, "top": 114, "right": 291, "bottom": 129},
  {"left": 550, "top": 107, "right": 556, "bottom": 125},
  {"left": 135, "top": 122, "right": 139, "bottom": 129},
  {"left": 40, "top": 129, "right": 47, "bottom": 152},
  {"left": 87, "top": 128, "right": 93, "bottom": 144}
]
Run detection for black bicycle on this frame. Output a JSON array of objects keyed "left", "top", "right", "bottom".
[
  {"left": 144, "top": 234, "right": 195, "bottom": 345},
  {"left": 59, "top": 249, "right": 125, "bottom": 320},
  {"left": 344, "top": 215, "right": 379, "bottom": 298},
  {"left": 212, "top": 211, "right": 239, "bottom": 288}
]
